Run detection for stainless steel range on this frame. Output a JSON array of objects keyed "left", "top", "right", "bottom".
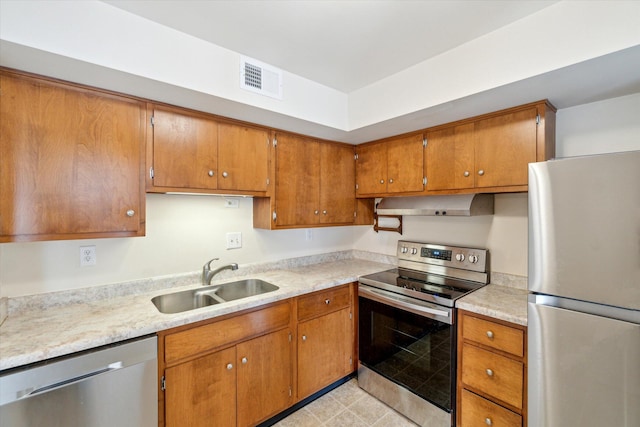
[{"left": 358, "top": 241, "right": 489, "bottom": 427}]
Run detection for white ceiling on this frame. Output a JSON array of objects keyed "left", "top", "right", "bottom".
[{"left": 103, "top": 0, "right": 559, "bottom": 93}]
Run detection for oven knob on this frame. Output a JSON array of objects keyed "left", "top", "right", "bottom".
[
  {"left": 455, "top": 253, "right": 465, "bottom": 262},
  {"left": 411, "top": 248, "right": 418, "bottom": 255},
  {"left": 401, "top": 246, "right": 408, "bottom": 254},
  {"left": 469, "top": 254, "right": 479, "bottom": 264}
]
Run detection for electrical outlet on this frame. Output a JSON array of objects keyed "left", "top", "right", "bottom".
[
  {"left": 226, "top": 232, "right": 242, "bottom": 249},
  {"left": 80, "top": 245, "right": 96, "bottom": 266}
]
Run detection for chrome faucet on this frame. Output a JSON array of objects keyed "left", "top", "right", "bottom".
[{"left": 202, "top": 258, "right": 238, "bottom": 286}]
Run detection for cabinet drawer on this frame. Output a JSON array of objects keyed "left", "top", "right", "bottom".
[
  {"left": 461, "top": 343, "right": 524, "bottom": 409},
  {"left": 297, "top": 285, "right": 350, "bottom": 321},
  {"left": 164, "top": 301, "right": 290, "bottom": 365},
  {"left": 462, "top": 314, "right": 524, "bottom": 357},
  {"left": 460, "top": 389, "right": 522, "bottom": 427}
]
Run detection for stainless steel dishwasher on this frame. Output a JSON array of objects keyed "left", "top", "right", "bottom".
[{"left": 0, "top": 335, "right": 157, "bottom": 427}]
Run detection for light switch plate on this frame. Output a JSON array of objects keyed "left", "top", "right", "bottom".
[{"left": 226, "top": 232, "right": 242, "bottom": 249}]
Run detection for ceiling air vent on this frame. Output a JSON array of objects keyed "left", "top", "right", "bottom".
[{"left": 240, "top": 56, "right": 283, "bottom": 100}]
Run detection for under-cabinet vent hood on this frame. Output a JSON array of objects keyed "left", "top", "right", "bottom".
[{"left": 376, "top": 194, "right": 494, "bottom": 216}]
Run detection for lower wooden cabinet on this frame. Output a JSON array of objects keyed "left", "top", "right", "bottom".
[
  {"left": 457, "top": 310, "right": 527, "bottom": 427},
  {"left": 158, "top": 284, "right": 356, "bottom": 427},
  {"left": 296, "top": 285, "right": 355, "bottom": 400}
]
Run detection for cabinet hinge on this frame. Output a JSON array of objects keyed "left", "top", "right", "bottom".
[
  {"left": 349, "top": 311, "right": 353, "bottom": 320},
  {"left": 150, "top": 116, "right": 155, "bottom": 126},
  {"left": 423, "top": 137, "right": 427, "bottom": 147},
  {"left": 349, "top": 357, "right": 353, "bottom": 366},
  {"left": 354, "top": 153, "right": 359, "bottom": 160},
  {"left": 272, "top": 211, "right": 277, "bottom": 222},
  {"left": 289, "top": 386, "right": 292, "bottom": 397},
  {"left": 536, "top": 114, "right": 541, "bottom": 125},
  {"left": 273, "top": 137, "right": 278, "bottom": 147},
  {"left": 149, "top": 166, "right": 154, "bottom": 180},
  {"left": 266, "top": 178, "right": 270, "bottom": 186},
  {"left": 288, "top": 332, "right": 292, "bottom": 342},
  {"left": 354, "top": 211, "right": 357, "bottom": 218},
  {"left": 423, "top": 177, "right": 427, "bottom": 186},
  {"left": 355, "top": 184, "right": 359, "bottom": 190},
  {"left": 161, "top": 375, "right": 166, "bottom": 391}
]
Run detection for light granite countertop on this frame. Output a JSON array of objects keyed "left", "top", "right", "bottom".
[
  {"left": 456, "top": 282, "right": 528, "bottom": 326},
  {"left": 0, "top": 255, "right": 393, "bottom": 371},
  {"left": 0, "top": 251, "right": 529, "bottom": 372}
]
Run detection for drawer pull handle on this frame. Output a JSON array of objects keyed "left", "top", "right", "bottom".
[
  {"left": 325, "top": 299, "right": 331, "bottom": 305},
  {"left": 486, "top": 368, "right": 494, "bottom": 377},
  {"left": 486, "top": 330, "right": 494, "bottom": 339},
  {"left": 226, "top": 363, "right": 233, "bottom": 370},
  {"left": 485, "top": 417, "right": 493, "bottom": 426}
]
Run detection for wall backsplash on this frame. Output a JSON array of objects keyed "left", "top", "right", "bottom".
[{"left": 1, "top": 93, "right": 638, "bottom": 298}]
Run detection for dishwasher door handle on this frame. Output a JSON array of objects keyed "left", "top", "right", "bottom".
[{"left": 19, "top": 361, "right": 124, "bottom": 399}]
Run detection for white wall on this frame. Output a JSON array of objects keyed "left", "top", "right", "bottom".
[{"left": 1, "top": 94, "right": 638, "bottom": 298}]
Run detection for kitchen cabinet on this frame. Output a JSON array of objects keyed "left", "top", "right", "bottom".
[
  {"left": 158, "top": 301, "right": 293, "bottom": 427},
  {"left": 254, "top": 132, "right": 370, "bottom": 229},
  {"left": 355, "top": 133, "right": 425, "bottom": 197},
  {"left": 0, "top": 69, "right": 146, "bottom": 242},
  {"left": 296, "top": 284, "right": 355, "bottom": 400},
  {"left": 147, "top": 105, "right": 269, "bottom": 195},
  {"left": 425, "top": 101, "right": 555, "bottom": 193},
  {"left": 457, "top": 310, "right": 527, "bottom": 427}
]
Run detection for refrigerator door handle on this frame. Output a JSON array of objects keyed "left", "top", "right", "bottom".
[{"left": 529, "top": 294, "right": 640, "bottom": 325}]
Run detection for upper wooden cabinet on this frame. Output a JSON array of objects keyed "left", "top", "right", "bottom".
[
  {"left": 254, "top": 132, "right": 368, "bottom": 229},
  {"left": 147, "top": 105, "right": 269, "bottom": 195},
  {"left": 425, "top": 101, "right": 555, "bottom": 193},
  {"left": 0, "top": 70, "right": 146, "bottom": 242},
  {"left": 355, "top": 133, "right": 425, "bottom": 197}
]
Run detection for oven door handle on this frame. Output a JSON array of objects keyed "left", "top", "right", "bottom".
[{"left": 358, "top": 284, "right": 452, "bottom": 324}]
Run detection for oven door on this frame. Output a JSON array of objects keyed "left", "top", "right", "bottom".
[{"left": 358, "top": 284, "right": 455, "bottom": 413}]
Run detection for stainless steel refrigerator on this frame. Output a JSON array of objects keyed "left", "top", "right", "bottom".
[{"left": 528, "top": 150, "right": 640, "bottom": 427}]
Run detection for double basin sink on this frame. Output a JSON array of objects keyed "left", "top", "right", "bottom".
[{"left": 152, "top": 279, "right": 278, "bottom": 314}]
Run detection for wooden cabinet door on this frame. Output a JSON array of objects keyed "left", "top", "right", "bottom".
[
  {"left": 152, "top": 107, "right": 218, "bottom": 190},
  {"left": 0, "top": 72, "right": 145, "bottom": 241},
  {"left": 319, "top": 143, "right": 355, "bottom": 224},
  {"left": 165, "top": 346, "right": 236, "bottom": 427},
  {"left": 355, "top": 143, "right": 387, "bottom": 195},
  {"left": 425, "top": 124, "right": 474, "bottom": 190},
  {"left": 218, "top": 123, "right": 269, "bottom": 192},
  {"left": 297, "top": 307, "right": 353, "bottom": 400},
  {"left": 236, "top": 329, "right": 293, "bottom": 427},
  {"left": 386, "top": 134, "right": 424, "bottom": 193},
  {"left": 474, "top": 108, "right": 537, "bottom": 188},
  {"left": 274, "top": 133, "right": 320, "bottom": 226}
]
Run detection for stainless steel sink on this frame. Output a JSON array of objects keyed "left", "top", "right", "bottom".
[{"left": 151, "top": 279, "right": 279, "bottom": 314}]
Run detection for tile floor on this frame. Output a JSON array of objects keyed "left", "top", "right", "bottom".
[{"left": 273, "top": 379, "right": 419, "bottom": 427}]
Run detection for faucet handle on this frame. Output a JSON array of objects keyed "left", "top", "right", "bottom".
[{"left": 204, "top": 257, "right": 220, "bottom": 270}]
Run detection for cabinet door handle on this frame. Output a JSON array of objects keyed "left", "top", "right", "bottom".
[
  {"left": 222, "top": 171, "right": 228, "bottom": 178},
  {"left": 478, "top": 169, "right": 485, "bottom": 176},
  {"left": 464, "top": 171, "right": 470, "bottom": 177},
  {"left": 485, "top": 417, "right": 493, "bottom": 426},
  {"left": 380, "top": 179, "right": 385, "bottom": 184},
  {"left": 486, "top": 330, "right": 494, "bottom": 339},
  {"left": 226, "top": 363, "right": 233, "bottom": 370},
  {"left": 241, "top": 357, "right": 248, "bottom": 364},
  {"left": 325, "top": 299, "right": 330, "bottom": 305},
  {"left": 322, "top": 210, "right": 327, "bottom": 215},
  {"left": 302, "top": 335, "right": 307, "bottom": 342},
  {"left": 208, "top": 170, "right": 215, "bottom": 177},
  {"left": 389, "top": 178, "right": 394, "bottom": 184},
  {"left": 486, "top": 368, "right": 494, "bottom": 377},
  {"left": 314, "top": 210, "right": 319, "bottom": 215},
  {"left": 126, "top": 209, "right": 135, "bottom": 217}
]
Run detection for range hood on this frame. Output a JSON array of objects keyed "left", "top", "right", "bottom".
[{"left": 376, "top": 194, "right": 494, "bottom": 216}]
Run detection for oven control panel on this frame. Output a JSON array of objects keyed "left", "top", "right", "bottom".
[{"left": 397, "top": 241, "right": 488, "bottom": 273}]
